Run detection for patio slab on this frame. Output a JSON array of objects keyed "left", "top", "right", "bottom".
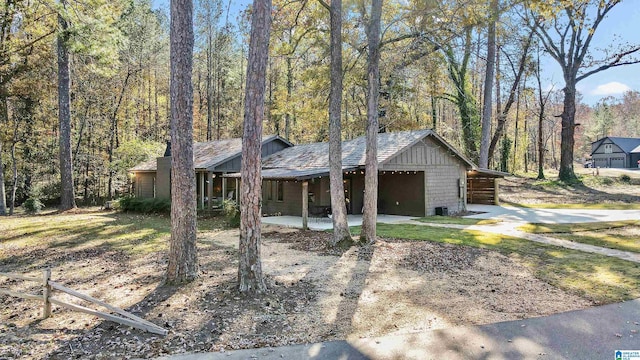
[{"left": 261, "top": 214, "right": 416, "bottom": 230}]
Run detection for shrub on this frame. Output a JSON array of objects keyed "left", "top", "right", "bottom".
[
  {"left": 223, "top": 199, "right": 240, "bottom": 227},
  {"left": 119, "top": 196, "right": 171, "bottom": 214},
  {"left": 23, "top": 197, "right": 45, "bottom": 214},
  {"left": 601, "top": 177, "right": 614, "bottom": 186},
  {"left": 619, "top": 174, "right": 631, "bottom": 183}
]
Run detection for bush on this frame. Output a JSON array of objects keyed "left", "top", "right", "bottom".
[
  {"left": 223, "top": 199, "right": 240, "bottom": 227},
  {"left": 601, "top": 177, "right": 614, "bottom": 186},
  {"left": 619, "top": 174, "right": 632, "bottom": 183},
  {"left": 119, "top": 197, "right": 171, "bottom": 214},
  {"left": 23, "top": 197, "right": 45, "bottom": 214}
]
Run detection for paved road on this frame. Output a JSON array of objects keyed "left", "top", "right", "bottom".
[{"left": 155, "top": 299, "right": 640, "bottom": 360}]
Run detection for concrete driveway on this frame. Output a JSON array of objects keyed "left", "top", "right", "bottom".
[{"left": 466, "top": 204, "right": 640, "bottom": 224}]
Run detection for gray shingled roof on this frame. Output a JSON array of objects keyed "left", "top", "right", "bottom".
[
  {"left": 130, "top": 135, "right": 288, "bottom": 172},
  {"left": 130, "top": 158, "right": 157, "bottom": 172},
  {"left": 593, "top": 137, "right": 640, "bottom": 154},
  {"left": 259, "top": 129, "right": 474, "bottom": 179}
]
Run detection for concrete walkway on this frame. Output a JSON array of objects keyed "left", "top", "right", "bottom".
[
  {"left": 156, "top": 298, "right": 640, "bottom": 360},
  {"left": 262, "top": 214, "right": 414, "bottom": 231},
  {"left": 403, "top": 220, "right": 640, "bottom": 263}
]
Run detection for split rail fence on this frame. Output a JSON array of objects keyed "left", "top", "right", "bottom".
[{"left": 0, "top": 269, "right": 167, "bottom": 335}]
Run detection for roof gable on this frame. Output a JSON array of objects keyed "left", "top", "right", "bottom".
[
  {"left": 592, "top": 137, "right": 640, "bottom": 155},
  {"left": 130, "top": 135, "right": 292, "bottom": 172}
]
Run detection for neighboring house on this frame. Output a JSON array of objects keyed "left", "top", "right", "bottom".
[
  {"left": 129, "top": 135, "right": 293, "bottom": 208},
  {"left": 227, "top": 129, "right": 477, "bottom": 217},
  {"left": 590, "top": 137, "right": 640, "bottom": 168}
]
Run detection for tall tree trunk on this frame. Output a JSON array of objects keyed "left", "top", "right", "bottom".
[
  {"left": 238, "top": 0, "right": 271, "bottom": 294},
  {"left": 328, "top": 0, "right": 351, "bottom": 247},
  {"left": 285, "top": 55, "right": 292, "bottom": 140},
  {"left": 361, "top": 0, "right": 382, "bottom": 244},
  {"left": 206, "top": 23, "right": 213, "bottom": 141},
  {"left": 57, "top": 1, "right": 76, "bottom": 211},
  {"left": 559, "top": 81, "right": 577, "bottom": 181},
  {"left": 9, "top": 114, "right": 19, "bottom": 215},
  {"left": 488, "top": 30, "right": 534, "bottom": 164},
  {"left": 167, "top": 0, "right": 198, "bottom": 284},
  {"left": 479, "top": 0, "right": 497, "bottom": 169},
  {"left": 107, "top": 72, "right": 131, "bottom": 200},
  {"left": 0, "top": 94, "right": 7, "bottom": 216}
]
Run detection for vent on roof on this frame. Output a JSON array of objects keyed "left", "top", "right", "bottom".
[{"left": 164, "top": 141, "right": 171, "bottom": 157}]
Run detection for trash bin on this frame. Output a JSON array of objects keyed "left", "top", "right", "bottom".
[{"left": 435, "top": 206, "right": 448, "bottom": 216}]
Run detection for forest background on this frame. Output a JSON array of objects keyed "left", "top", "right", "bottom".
[{"left": 0, "top": 0, "right": 639, "bottom": 212}]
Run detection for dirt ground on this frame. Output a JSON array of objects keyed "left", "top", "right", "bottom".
[{"left": 1, "top": 221, "right": 593, "bottom": 359}]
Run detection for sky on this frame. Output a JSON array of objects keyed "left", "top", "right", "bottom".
[{"left": 152, "top": 0, "right": 640, "bottom": 106}]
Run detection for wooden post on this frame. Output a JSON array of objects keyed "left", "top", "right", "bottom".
[
  {"left": 222, "top": 176, "right": 227, "bottom": 201},
  {"left": 199, "top": 172, "right": 205, "bottom": 209},
  {"left": 235, "top": 178, "right": 239, "bottom": 201},
  {"left": 494, "top": 178, "right": 500, "bottom": 205},
  {"left": 207, "top": 172, "right": 214, "bottom": 208},
  {"left": 302, "top": 181, "right": 309, "bottom": 230},
  {"left": 42, "top": 268, "right": 51, "bottom": 319}
]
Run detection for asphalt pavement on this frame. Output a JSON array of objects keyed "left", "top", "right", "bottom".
[{"left": 155, "top": 298, "right": 640, "bottom": 360}]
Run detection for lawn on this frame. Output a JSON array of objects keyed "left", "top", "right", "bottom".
[
  {"left": 2, "top": 210, "right": 639, "bottom": 359},
  {"left": 518, "top": 221, "right": 640, "bottom": 254},
  {"left": 351, "top": 223, "right": 640, "bottom": 303}
]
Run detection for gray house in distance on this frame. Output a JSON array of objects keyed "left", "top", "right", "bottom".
[
  {"left": 225, "top": 129, "right": 476, "bottom": 218},
  {"left": 591, "top": 137, "right": 640, "bottom": 168},
  {"left": 130, "top": 135, "right": 293, "bottom": 208}
]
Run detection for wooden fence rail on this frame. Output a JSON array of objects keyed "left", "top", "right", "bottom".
[{"left": 0, "top": 269, "right": 167, "bottom": 336}]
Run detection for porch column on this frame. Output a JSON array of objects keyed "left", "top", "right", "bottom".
[
  {"left": 199, "top": 172, "right": 205, "bottom": 209},
  {"left": 494, "top": 178, "right": 500, "bottom": 205},
  {"left": 235, "top": 178, "right": 239, "bottom": 201},
  {"left": 222, "top": 176, "right": 227, "bottom": 201},
  {"left": 207, "top": 172, "right": 214, "bottom": 208},
  {"left": 302, "top": 180, "right": 309, "bottom": 230}
]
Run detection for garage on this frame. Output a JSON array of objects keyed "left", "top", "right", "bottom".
[
  {"left": 610, "top": 157, "right": 625, "bottom": 168},
  {"left": 593, "top": 158, "right": 608, "bottom": 168}
]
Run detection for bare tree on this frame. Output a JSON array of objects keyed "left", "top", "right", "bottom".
[
  {"left": 166, "top": 0, "right": 198, "bottom": 284},
  {"left": 530, "top": 0, "right": 640, "bottom": 181},
  {"left": 58, "top": 0, "right": 76, "bottom": 211},
  {"left": 238, "top": 0, "right": 272, "bottom": 294},
  {"left": 479, "top": 0, "right": 498, "bottom": 169},
  {"left": 361, "top": 0, "right": 382, "bottom": 244}
]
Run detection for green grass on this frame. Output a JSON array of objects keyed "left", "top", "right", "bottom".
[
  {"left": 0, "top": 210, "right": 227, "bottom": 256},
  {"left": 517, "top": 221, "right": 639, "bottom": 234},
  {"left": 415, "top": 216, "right": 500, "bottom": 225},
  {"left": 518, "top": 221, "right": 640, "bottom": 254},
  {"left": 351, "top": 223, "right": 640, "bottom": 304}
]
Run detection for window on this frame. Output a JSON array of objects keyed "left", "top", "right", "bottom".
[
  {"left": 604, "top": 144, "right": 612, "bottom": 154},
  {"left": 276, "top": 181, "right": 284, "bottom": 201}
]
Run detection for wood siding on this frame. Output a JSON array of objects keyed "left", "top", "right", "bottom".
[
  {"left": 381, "top": 138, "right": 467, "bottom": 215},
  {"left": 156, "top": 157, "right": 171, "bottom": 199},
  {"left": 262, "top": 181, "right": 303, "bottom": 216},
  {"left": 135, "top": 173, "right": 155, "bottom": 198}
]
